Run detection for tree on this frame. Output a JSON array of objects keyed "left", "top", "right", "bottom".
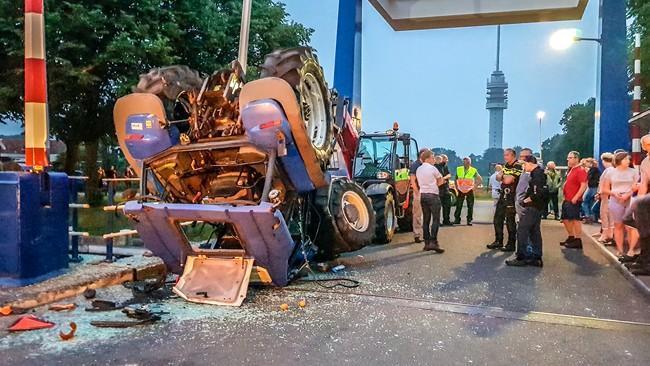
[
  {"left": 0, "top": 0, "right": 312, "bottom": 204},
  {"left": 432, "top": 147, "right": 463, "bottom": 168},
  {"left": 542, "top": 98, "right": 595, "bottom": 164}
]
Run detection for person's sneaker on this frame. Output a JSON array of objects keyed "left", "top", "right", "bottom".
[
  {"left": 505, "top": 258, "right": 528, "bottom": 266},
  {"left": 630, "top": 267, "right": 650, "bottom": 276},
  {"left": 564, "top": 238, "right": 583, "bottom": 249},
  {"left": 453, "top": 220, "right": 461, "bottom": 225},
  {"left": 625, "top": 262, "right": 644, "bottom": 270},
  {"left": 618, "top": 254, "right": 639, "bottom": 263},
  {"left": 560, "top": 237, "right": 575, "bottom": 246},
  {"left": 500, "top": 245, "right": 516, "bottom": 252},
  {"left": 430, "top": 241, "right": 445, "bottom": 254},
  {"left": 467, "top": 221, "right": 473, "bottom": 226},
  {"left": 442, "top": 221, "right": 453, "bottom": 226},
  {"left": 423, "top": 240, "right": 432, "bottom": 251},
  {"left": 526, "top": 259, "right": 544, "bottom": 267},
  {"left": 486, "top": 242, "right": 503, "bottom": 250},
  {"left": 414, "top": 236, "right": 422, "bottom": 243}
]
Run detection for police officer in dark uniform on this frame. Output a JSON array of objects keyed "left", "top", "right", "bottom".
[{"left": 487, "top": 148, "right": 523, "bottom": 251}]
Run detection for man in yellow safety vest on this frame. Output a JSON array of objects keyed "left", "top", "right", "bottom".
[{"left": 454, "top": 157, "right": 482, "bottom": 226}]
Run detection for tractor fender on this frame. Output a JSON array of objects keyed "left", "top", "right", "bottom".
[
  {"left": 240, "top": 77, "right": 327, "bottom": 188},
  {"left": 364, "top": 183, "right": 393, "bottom": 197}
]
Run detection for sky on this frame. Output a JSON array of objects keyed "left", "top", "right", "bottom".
[
  {"left": 281, "top": 0, "right": 600, "bottom": 157},
  {"left": 1, "top": 0, "right": 600, "bottom": 158}
]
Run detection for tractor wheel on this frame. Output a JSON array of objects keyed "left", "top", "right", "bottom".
[
  {"left": 260, "top": 47, "right": 335, "bottom": 167},
  {"left": 133, "top": 65, "right": 203, "bottom": 101},
  {"left": 397, "top": 199, "right": 413, "bottom": 232},
  {"left": 330, "top": 180, "right": 375, "bottom": 249},
  {"left": 372, "top": 191, "right": 396, "bottom": 244},
  {"left": 313, "top": 180, "right": 375, "bottom": 260}
]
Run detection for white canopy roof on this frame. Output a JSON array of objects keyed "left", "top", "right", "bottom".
[{"left": 369, "top": 0, "right": 589, "bottom": 30}]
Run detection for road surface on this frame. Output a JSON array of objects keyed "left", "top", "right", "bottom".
[{"left": 1, "top": 201, "right": 649, "bottom": 365}]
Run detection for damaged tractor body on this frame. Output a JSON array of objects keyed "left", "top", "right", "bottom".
[{"left": 114, "top": 53, "right": 375, "bottom": 305}]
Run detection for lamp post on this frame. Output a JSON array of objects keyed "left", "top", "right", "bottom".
[
  {"left": 549, "top": 28, "right": 601, "bottom": 50},
  {"left": 548, "top": 5, "right": 629, "bottom": 160},
  {"left": 536, "top": 111, "right": 545, "bottom": 161}
]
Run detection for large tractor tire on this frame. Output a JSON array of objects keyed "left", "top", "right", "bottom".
[
  {"left": 260, "top": 47, "right": 335, "bottom": 167},
  {"left": 372, "top": 191, "right": 397, "bottom": 244},
  {"left": 313, "top": 179, "right": 375, "bottom": 260},
  {"left": 133, "top": 65, "right": 203, "bottom": 101}
]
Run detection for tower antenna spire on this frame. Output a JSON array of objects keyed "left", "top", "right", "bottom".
[{"left": 496, "top": 25, "right": 501, "bottom": 71}]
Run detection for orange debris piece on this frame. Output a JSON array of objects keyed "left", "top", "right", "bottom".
[
  {"left": 49, "top": 303, "right": 76, "bottom": 312},
  {"left": 8, "top": 315, "right": 55, "bottom": 332},
  {"left": 59, "top": 322, "right": 77, "bottom": 341},
  {"left": 0, "top": 305, "right": 12, "bottom": 316}
]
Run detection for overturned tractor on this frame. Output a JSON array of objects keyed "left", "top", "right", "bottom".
[{"left": 113, "top": 48, "right": 375, "bottom": 305}]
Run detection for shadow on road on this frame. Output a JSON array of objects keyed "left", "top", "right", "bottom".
[
  {"left": 561, "top": 247, "right": 604, "bottom": 276},
  {"left": 435, "top": 249, "right": 543, "bottom": 338}
]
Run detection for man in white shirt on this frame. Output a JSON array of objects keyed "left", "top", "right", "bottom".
[
  {"left": 416, "top": 150, "right": 445, "bottom": 253},
  {"left": 489, "top": 164, "right": 503, "bottom": 206}
]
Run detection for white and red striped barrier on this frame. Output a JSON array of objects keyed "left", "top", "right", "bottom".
[
  {"left": 631, "top": 33, "right": 642, "bottom": 166},
  {"left": 24, "top": 0, "right": 49, "bottom": 169}
]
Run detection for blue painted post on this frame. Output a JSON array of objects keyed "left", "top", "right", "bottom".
[
  {"left": 594, "top": 0, "right": 629, "bottom": 158},
  {"left": 0, "top": 172, "right": 69, "bottom": 287},
  {"left": 334, "top": 0, "right": 362, "bottom": 112}
]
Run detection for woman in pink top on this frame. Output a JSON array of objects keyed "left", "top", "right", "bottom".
[{"left": 602, "top": 151, "right": 639, "bottom": 259}]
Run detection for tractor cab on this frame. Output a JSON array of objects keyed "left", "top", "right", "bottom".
[{"left": 352, "top": 124, "right": 419, "bottom": 243}]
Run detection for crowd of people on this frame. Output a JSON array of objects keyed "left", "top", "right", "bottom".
[{"left": 408, "top": 139, "right": 650, "bottom": 275}]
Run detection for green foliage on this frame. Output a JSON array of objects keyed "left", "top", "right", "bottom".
[
  {"left": 431, "top": 147, "right": 463, "bottom": 168},
  {"left": 1, "top": 0, "right": 312, "bottom": 139},
  {"left": 0, "top": 0, "right": 312, "bottom": 204},
  {"left": 542, "top": 98, "right": 595, "bottom": 164}
]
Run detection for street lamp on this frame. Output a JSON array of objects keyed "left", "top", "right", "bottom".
[
  {"left": 549, "top": 28, "right": 603, "bottom": 158},
  {"left": 536, "top": 111, "right": 545, "bottom": 161},
  {"left": 549, "top": 28, "right": 601, "bottom": 50}
]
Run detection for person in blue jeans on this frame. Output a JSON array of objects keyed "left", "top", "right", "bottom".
[{"left": 582, "top": 158, "right": 600, "bottom": 223}]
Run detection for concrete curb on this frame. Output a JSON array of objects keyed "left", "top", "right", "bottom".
[
  {"left": 0, "top": 255, "right": 166, "bottom": 310},
  {"left": 584, "top": 231, "right": 650, "bottom": 300}
]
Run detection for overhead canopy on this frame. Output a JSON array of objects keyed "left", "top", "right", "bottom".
[{"left": 369, "top": 0, "right": 589, "bottom": 31}]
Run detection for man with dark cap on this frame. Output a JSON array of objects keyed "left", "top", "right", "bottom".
[
  {"left": 506, "top": 155, "right": 546, "bottom": 267},
  {"left": 487, "top": 148, "right": 522, "bottom": 251}
]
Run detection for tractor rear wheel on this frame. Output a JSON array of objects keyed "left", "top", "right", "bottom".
[
  {"left": 313, "top": 179, "right": 375, "bottom": 260},
  {"left": 372, "top": 191, "right": 396, "bottom": 244},
  {"left": 260, "top": 47, "right": 335, "bottom": 167}
]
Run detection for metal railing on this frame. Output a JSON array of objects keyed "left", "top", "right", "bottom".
[{"left": 69, "top": 176, "right": 139, "bottom": 263}]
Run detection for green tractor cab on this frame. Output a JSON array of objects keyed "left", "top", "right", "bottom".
[{"left": 352, "top": 127, "right": 419, "bottom": 243}]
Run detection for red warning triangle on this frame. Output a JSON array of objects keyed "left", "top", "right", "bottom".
[{"left": 8, "top": 315, "right": 55, "bottom": 332}]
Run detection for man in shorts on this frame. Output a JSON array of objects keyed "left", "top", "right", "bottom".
[{"left": 561, "top": 151, "right": 588, "bottom": 249}]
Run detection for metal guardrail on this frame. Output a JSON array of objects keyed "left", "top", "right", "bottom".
[
  {"left": 68, "top": 176, "right": 140, "bottom": 263},
  {"left": 69, "top": 175, "right": 201, "bottom": 262}
]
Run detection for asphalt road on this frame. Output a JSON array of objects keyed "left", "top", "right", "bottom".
[{"left": 2, "top": 201, "right": 649, "bottom": 365}]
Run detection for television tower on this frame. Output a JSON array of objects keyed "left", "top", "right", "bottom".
[{"left": 486, "top": 25, "right": 508, "bottom": 149}]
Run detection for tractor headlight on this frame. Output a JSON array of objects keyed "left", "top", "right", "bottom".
[{"left": 376, "top": 171, "right": 390, "bottom": 180}]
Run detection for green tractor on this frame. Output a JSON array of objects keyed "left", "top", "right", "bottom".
[{"left": 352, "top": 125, "right": 419, "bottom": 243}]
